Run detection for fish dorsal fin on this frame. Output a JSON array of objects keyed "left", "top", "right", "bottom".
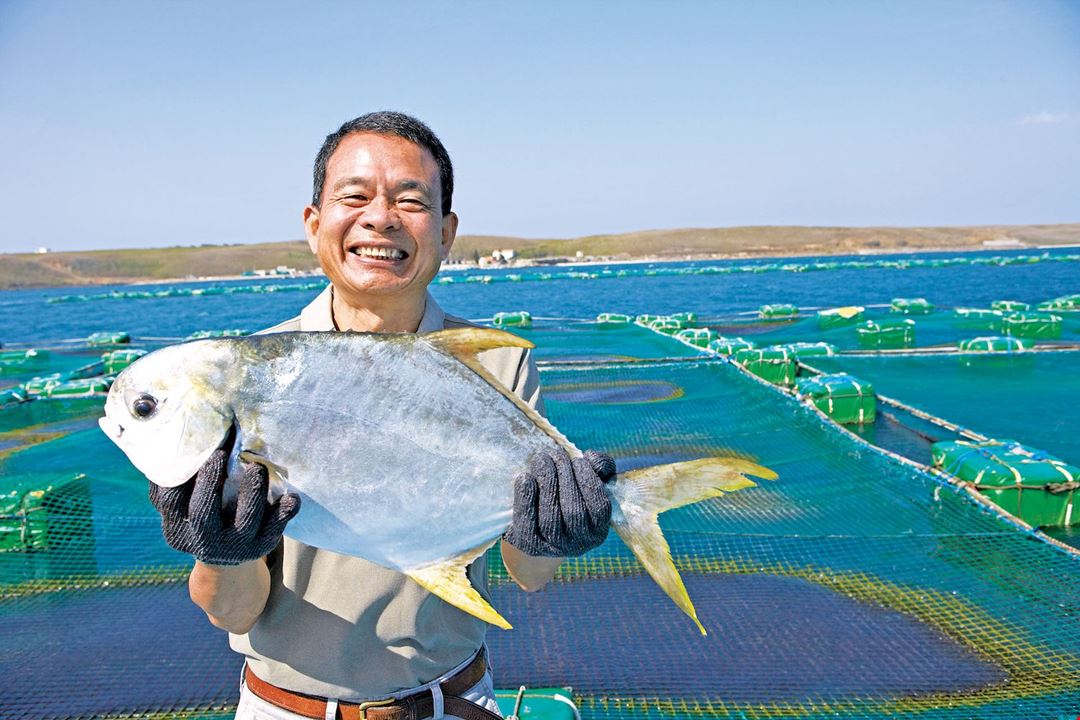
[
  {"left": 426, "top": 327, "right": 534, "bottom": 356},
  {"left": 426, "top": 328, "right": 579, "bottom": 458},
  {"left": 405, "top": 540, "right": 512, "bottom": 629}
]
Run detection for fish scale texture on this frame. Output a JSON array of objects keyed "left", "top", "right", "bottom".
[{"left": 2, "top": 320, "right": 1080, "bottom": 719}]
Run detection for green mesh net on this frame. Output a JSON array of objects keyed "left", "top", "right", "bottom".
[{"left": 2, "top": 321, "right": 1079, "bottom": 719}]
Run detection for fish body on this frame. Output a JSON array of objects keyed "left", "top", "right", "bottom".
[{"left": 99, "top": 328, "right": 776, "bottom": 632}]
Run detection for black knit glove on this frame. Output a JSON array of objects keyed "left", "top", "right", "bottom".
[
  {"left": 504, "top": 448, "right": 616, "bottom": 557},
  {"left": 148, "top": 448, "right": 301, "bottom": 566}
]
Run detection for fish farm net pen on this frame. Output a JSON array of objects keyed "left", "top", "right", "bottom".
[{"left": 3, "top": 318, "right": 1080, "bottom": 719}]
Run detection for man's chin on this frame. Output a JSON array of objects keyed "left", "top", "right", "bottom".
[{"left": 330, "top": 271, "right": 421, "bottom": 304}]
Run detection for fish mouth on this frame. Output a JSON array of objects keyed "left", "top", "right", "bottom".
[
  {"left": 98, "top": 415, "right": 124, "bottom": 442},
  {"left": 218, "top": 421, "right": 238, "bottom": 455},
  {"left": 347, "top": 243, "right": 409, "bottom": 262}
]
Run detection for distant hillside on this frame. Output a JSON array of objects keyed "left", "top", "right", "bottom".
[
  {"left": 2, "top": 224, "right": 1077, "bottom": 289},
  {"left": 0, "top": 242, "right": 319, "bottom": 289},
  {"left": 448, "top": 224, "right": 1080, "bottom": 261}
]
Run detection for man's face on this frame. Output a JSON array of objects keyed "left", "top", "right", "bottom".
[{"left": 304, "top": 132, "right": 457, "bottom": 306}]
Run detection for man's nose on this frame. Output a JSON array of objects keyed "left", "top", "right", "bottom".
[{"left": 361, "top": 197, "right": 401, "bottom": 234}]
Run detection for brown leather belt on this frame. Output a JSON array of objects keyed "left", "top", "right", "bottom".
[{"left": 242, "top": 648, "right": 500, "bottom": 720}]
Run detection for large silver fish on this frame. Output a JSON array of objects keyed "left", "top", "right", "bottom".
[{"left": 98, "top": 328, "right": 775, "bottom": 633}]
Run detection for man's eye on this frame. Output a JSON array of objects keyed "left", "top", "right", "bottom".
[
  {"left": 341, "top": 194, "right": 368, "bottom": 205},
  {"left": 399, "top": 198, "right": 429, "bottom": 209}
]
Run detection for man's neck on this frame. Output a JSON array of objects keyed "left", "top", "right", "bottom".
[{"left": 330, "top": 289, "right": 427, "bottom": 333}]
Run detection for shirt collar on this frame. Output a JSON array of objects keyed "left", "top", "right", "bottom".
[
  {"left": 298, "top": 285, "right": 336, "bottom": 332},
  {"left": 298, "top": 285, "right": 444, "bottom": 334},
  {"left": 416, "top": 291, "right": 445, "bottom": 334}
]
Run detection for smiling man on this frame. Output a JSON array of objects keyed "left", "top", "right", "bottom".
[{"left": 149, "top": 112, "right": 617, "bottom": 720}]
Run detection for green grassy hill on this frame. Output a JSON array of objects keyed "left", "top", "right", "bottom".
[
  {"left": 0, "top": 242, "right": 319, "bottom": 289},
  {"left": 448, "top": 224, "right": 1080, "bottom": 261},
  {"left": 2, "top": 224, "right": 1077, "bottom": 289}
]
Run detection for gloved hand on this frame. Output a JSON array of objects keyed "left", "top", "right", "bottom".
[
  {"left": 504, "top": 448, "right": 617, "bottom": 557},
  {"left": 148, "top": 447, "right": 301, "bottom": 566}
]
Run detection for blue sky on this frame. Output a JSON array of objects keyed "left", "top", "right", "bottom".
[{"left": 1, "top": 0, "right": 1078, "bottom": 252}]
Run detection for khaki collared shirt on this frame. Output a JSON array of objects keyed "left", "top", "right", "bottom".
[{"left": 229, "top": 285, "right": 543, "bottom": 700}]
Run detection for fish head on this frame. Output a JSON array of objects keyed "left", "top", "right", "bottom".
[{"left": 99, "top": 341, "right": 236, "bottom": 488}]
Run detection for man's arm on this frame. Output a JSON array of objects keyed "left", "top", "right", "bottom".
[
  {"left": 189, "top": 559, "right": 272, "bottom": 633},
  {"left": 149, "top": 448, "right": 300, "bottom": 633}
]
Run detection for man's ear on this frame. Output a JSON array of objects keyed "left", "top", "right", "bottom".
[
  {"left": 303, "top": 205, "right": 321, "bottom": 254},
  {"left": 441, "top": 212, "right": 459, "bottom": 259}
]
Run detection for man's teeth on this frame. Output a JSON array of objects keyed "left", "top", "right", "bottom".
[{"left": 351, "top": 246, "right": 407, "bottom": 260}]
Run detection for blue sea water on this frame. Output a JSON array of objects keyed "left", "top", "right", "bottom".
[
  {"left": 1, "top": 247, "right": 1077, "bottom": 344},
  {"left": 2, "top": 247, "right": 1079, "bottom": 716}
]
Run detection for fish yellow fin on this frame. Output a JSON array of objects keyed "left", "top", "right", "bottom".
[
  {"left": 405, "top": 541, "right": 512, "bottom": 630},
  {"left": 610, "top": 458, "right": 776, "bottom": 635},
  {"left": 428, "top": 328, "right": 579, "bottom": 458}
]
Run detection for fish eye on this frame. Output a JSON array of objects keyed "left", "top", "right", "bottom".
[{"left": 132, "top": 394, "right": 158, "bottom": 419}]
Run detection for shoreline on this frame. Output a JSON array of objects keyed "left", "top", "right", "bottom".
[{"left": 6, "top": 242, "right": 1079, "bottom": 292}]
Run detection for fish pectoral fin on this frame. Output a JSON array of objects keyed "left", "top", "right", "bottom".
[
  {"left": 426, "top": 327, "right": 535, "bottom": 357},
  {"left": 405, "top": 541, "right": 512, "bottom": 630}
]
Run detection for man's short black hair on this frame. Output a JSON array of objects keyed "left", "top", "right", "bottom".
[{"left": 312, "top": 111, "right": 454, "bottom": 215}]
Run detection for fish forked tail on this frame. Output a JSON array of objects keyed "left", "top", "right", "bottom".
[{"left": 608, "top": 457, "right": 777, "bottom": 635}]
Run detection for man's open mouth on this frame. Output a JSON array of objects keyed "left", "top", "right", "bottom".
[{"left": 349, "top": 246, "right": 408, "bottom": 261}]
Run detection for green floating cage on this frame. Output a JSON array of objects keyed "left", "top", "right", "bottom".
[
  {"left": 674, "top": 328, "right": 715, "bottom": 348},
  {"left": 185, "top": 329, "right": 249, "bottom": 340},
  {"left": 890, "top": 297, "right": 934, "bottom": 315},
  {"left": 1001, "top": 312, "right": 1062, "bottom": 340},
  {"left": 633, "top": 314, "right": 663, "bottom": 326},
  {"left": 667, "top": 311, "right": 697, "bottom": 327},
  {"left": 0, "top": 474, "right": 94, "bottom": 554},
  {"left": 102, "top": 349, "right": 148, "bottom": 374},
  {"left": 43, "top": 377, "right": 112, "bottom": 398},
  {"left": 86, "top": 331, "right": 131, "bottom": 346},
  {"left": 494, "top": 687, "right": 578, "bottom": 720},
  {"left": 0, "top": 387, "right": 28, "bottom": 405},
  {"left": 770, "top": 341, "right": 837, "bottom": 358},
  {"left": 19, "top": 358, "right": 109, "bottom": 396},
  {"left": 493, "top": 311, "right": 533, "bottom": 329},
  {"left": 796, "top": 373, "right": 876, "bottom": 425},
  {"left": 957, "top": 336, "right": 1033, "bottom": 353},
  {"left": 759, "top": 303, "right": 799, "bottom": 321},
  {"left": 817, "top": 306, "right": 864, "bottom": 329},
  {"left": 1038, "top": 293, "right": 1080, "bottom": 312},
  {"left": 0, "top": 349, "right": 51, "bottom": 374},
  {"left": 20, "top": 374, "right": 65, "bottom": 396},
  {"left": 855, "top": 318, "right": 915, "bottom": 349},
  {"left": 931, "top": 440, "right": 1080, "bottom": 527},
  {"left": 952, "top": 307, "right": 1003, "bottom": 331},
  {"left": 991, "top": 300, "right": 1030, "bottom": 312},
  {"left": 707, "top": 336, "right": 755, "bottom": 356},
  {"left": 595, "top": 313, "right": 632, "bottom": 328},
  {"left": 647, "top": 317, "right": 684, "bottom": 335},
  {"left": 732, "top": 347, "right": 797, "bottom": 386}
]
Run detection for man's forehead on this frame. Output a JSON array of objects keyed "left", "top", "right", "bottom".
[{"left": 327, "top": 131, "right": 439, "bottom": 178}]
